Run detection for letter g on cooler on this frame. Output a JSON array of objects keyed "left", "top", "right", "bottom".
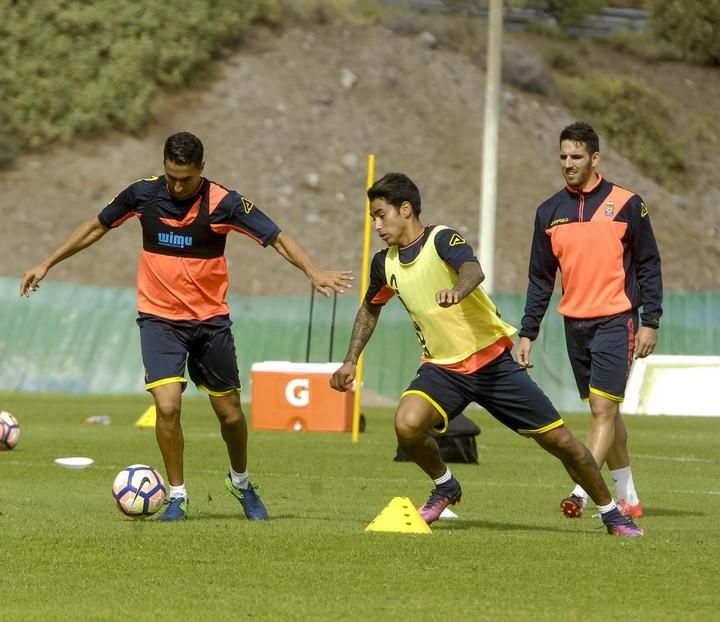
[{"left": 285, "top": 378, "right": 310, "bottom": 407}]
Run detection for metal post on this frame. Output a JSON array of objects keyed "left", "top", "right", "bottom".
[
  {"left": 305, "top": 285, "right": 315, "bottom": 363},
  {"left": 328, "top": 290, "right": 337, "bottom": 361},
  {"left": 479, "top": 0, "right": 503, "bottom": 294}
]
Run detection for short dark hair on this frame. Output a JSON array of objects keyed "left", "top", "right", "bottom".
[
  {"left": 163, "top": 132, "right": 204, "bottom": 166},
  {"left": 367, "top": 172, "right": 421, "bottom": 216},
  {"left": 560, "top": 121, "right": 599, "bottom": 155}
]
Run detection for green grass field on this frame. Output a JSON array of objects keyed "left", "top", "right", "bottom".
[{"left": 1, "top": 393, "right": 718, "bottom": 621}]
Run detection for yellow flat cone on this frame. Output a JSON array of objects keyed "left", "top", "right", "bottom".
[
  {"left": 365, "top": 496, "right": 432, "bottom": 534},
  {"left": 135, "top": 405, "right": 156, "bottom": 428}
]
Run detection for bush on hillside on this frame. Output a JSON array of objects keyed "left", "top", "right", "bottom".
[
  {"left": 556, "top": 73, "right": 687, "bottom": 179},
  {"left": 600, "top": 29, "right": 683, "bottom": 63},
  {"left": 0, "top": 1, "right": 279, "bottom": 157},
  {"left": 0, "top": 0, "right": 380, "bottom": 167},
  {"left": 650, "top": 0, "right": 720, "bottom": 65}
]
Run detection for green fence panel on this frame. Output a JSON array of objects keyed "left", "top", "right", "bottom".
[
  {"left": 1, "top": 277, "right": 718, "bottom": 413},
  {"left": 0, "top": 278, "right": 421, "bottom": 400},
  {"left": 0, "top": 279, "right": 140, "bottom": 393},
  {"left": 489, "top": 292, "right": 720, "bottom": 412},
  {"left": 661, "top": 292, "right": 720, "bottom": 355}
]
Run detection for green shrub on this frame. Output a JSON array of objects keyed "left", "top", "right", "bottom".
[
  {"left": 556, "top": 73, "right": 687, "bottom": 179},
  {"left": 541, "top": 43, "right": 584, "bottom": 76},
  {"left": 0, "top": 0, "right": 376, "bottom": 161},
  {"left": 0, "top": 0, "right": 311, "bottom": 154},
  {"left": 601, "top": 29, "right": 684, "bottom": 63},
  {"left": 650, "top": 0, "right": 720, "bottom": 65}
]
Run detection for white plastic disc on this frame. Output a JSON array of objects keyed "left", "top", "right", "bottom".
[{"left": 54, "top": 457, "right": 94, "bottom": 469}]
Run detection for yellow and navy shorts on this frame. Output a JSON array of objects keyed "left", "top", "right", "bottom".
[
  {"left": 404, "top": 350, "right": 563, "bottom": 436},
  {"left": 136, "top": 313, "right": 241, "bottom": 395},
  {"left": 563, "top": 310, "right": 638, "bottom": 403}
]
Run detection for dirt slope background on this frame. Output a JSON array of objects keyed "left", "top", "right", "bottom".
[{"left": 2, "top": 23, "right": 719, "bottom": 296}]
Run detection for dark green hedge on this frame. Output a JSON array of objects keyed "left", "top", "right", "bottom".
[
  {"left": 0, "top": 0, "right": 281, "bottom": 157},
  {"left": 650, "top": 0, "right": 720, "bottom": 65}
]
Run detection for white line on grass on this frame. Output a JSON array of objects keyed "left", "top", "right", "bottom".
[{"left": 634, "top": 453, "right": 716, "bottom": 464}]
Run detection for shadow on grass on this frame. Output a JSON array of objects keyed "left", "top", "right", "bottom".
[
  {"left": 642, "top": 507, "right": 706, "bottom": 518},
  {"left": 168, "top": 511, "right": 302, "bottom": 521},
  {"left": 433, "top": 519, "right": 585, "bottom": 534}
]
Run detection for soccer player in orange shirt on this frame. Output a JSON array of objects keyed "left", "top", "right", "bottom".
[
  {"left": 518, "top": 122, "right": 662, "bottom": 520},
  {"left": 21, "top": 132, "right": 353, "bottom": 521}
]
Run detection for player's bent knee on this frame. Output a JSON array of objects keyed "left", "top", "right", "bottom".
[
  {"left": 394, "top": 421, "right": 421, "bottom": 443},
  {"left": 394, "top": 398, "right": 439, "bottom": 440},
  {"left": 394, "top": 414, "right": 427, "bottom": 443}
]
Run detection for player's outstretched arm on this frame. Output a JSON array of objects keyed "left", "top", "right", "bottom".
[
  {"left": 270, "top": 231, "right": 353, "bottom": 298},
  {"left": 330, "top": 302, "right": 382, "bottom": 392},
  {"left": 20, "top": 217, "right": 109, "bottom": 297}
]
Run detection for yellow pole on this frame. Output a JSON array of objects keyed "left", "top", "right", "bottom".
[{"left": 352, "top": 154, "right": 375, "bottom": 442}]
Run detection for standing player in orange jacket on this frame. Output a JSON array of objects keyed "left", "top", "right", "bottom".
[
  {"left": 517, "top": 121, "right": 663, "bottom": 520},
  {"left": 20, "top": 131, "right": 353, "bottom": 522}
]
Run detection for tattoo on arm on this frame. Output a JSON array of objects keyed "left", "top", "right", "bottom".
[
  {"left": 344, "top": 302, "right": 382, "bottom": 364},
  {"left": 453, "top": 262, "right": 484, "bottom": 300}
]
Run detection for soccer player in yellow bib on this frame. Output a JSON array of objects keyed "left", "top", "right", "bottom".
[{"left": 330, "top": 172, "right": 644, "bottom": 536}]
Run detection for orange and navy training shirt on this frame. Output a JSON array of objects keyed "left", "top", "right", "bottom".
[
  {"left": 519, "top": 175, "right": 663, "bottom": 340},
  {"left": 98, "top": 176, "right": 280, "bottom": 321},
  {"left": 365, "top": 224, "right": 514, "bottom": 373}
]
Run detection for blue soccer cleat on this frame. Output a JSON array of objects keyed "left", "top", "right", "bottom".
[
  {"left": 156, "top": 496, "right": 189, "bottom": 521},
  {"left": 224, "top": 475, "right": 269, "bottom": 521}
]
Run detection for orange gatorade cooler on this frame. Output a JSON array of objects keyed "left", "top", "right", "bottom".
[{"left": 250, "top": 361, "right": 354, "bottom": 432}]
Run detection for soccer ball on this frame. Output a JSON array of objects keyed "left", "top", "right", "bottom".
[
  {"left": 0, "top": 411, "right": 20, "bottom": 450},
  {"left": 112, "top": 464, "right": 166, "bottom": 517}
]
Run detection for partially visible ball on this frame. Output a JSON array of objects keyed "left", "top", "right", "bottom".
[{"left": 0, "top": 410, "right": 20, "bottom": 450}]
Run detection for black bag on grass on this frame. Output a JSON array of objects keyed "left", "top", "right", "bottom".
[{"left": 393, "top": 413, "right": 481, "bottom": 464}]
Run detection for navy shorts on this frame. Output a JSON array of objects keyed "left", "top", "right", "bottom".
[
  {"left": 404, "top": 350, "right": 563, "bottom": 436},
  {"left": 563, "top": 310, "right": 637, "bottom": 402},
  {"left": 136, "top": 313, "right": 241, "bottom": 395}
]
